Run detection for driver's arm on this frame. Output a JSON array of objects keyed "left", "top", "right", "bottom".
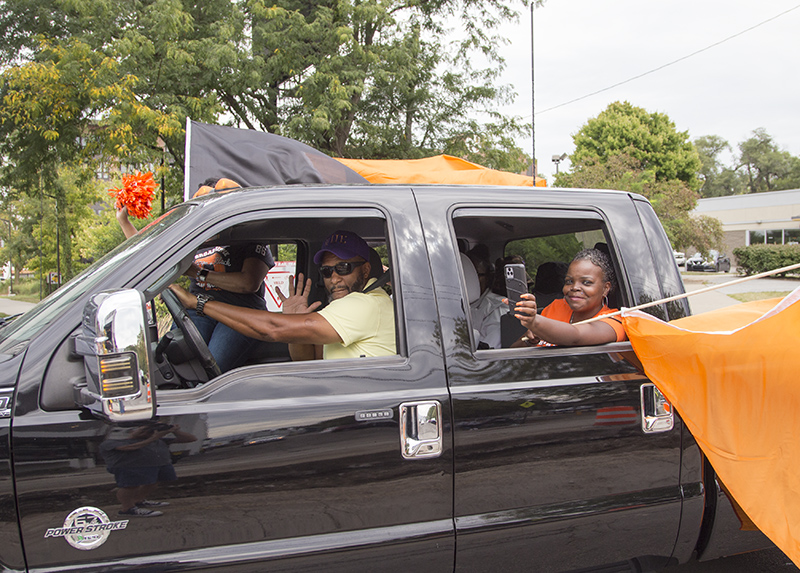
[
  {"left": 185, "top": 257, "right": 270, "bottom": 294},
  {"left": 168, "top": 284, "right": 342, "bottom": 345}
]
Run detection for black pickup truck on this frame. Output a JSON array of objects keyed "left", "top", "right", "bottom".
[{"left": 0, "top": 184, "right": 771, "bottom": 572}]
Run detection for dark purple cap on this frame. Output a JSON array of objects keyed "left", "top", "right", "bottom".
[{"left": 313, "top": 230, "right": 371, "bottom": 264}]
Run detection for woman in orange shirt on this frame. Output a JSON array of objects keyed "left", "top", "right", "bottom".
[{"left": 512, "top": 248, "right": 626, "bottom": 347}]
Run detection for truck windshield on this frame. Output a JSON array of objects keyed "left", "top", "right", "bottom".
[{"left": 0, "top": 204, "right": 196, "bottom": 354}]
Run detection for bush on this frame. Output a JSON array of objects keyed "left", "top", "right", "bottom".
[{"left": 733, "top": 244, "right": 800, "bottom": 276}]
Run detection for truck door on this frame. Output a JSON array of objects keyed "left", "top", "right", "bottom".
[
  {"left": 11, "top": 195, "right": 454, "bottom": 571},
  {"left": 417, "top": 195, "right": 685, "bottom": 572}
]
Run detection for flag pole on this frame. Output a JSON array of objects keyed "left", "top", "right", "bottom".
[
  {"left": 530, "top": 2, "right": 535, "bottom": 184},
  {"left": 183, "top": 117, "right": 193, "bottom": 201},
  {"left": 575, "top": 262, "right": 800, "bottom": 325}
]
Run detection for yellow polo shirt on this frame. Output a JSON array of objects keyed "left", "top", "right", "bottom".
[{"left": 317, "top": 280, "right": 396, "bottom": 359}]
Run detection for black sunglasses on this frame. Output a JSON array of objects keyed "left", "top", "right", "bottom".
[{"left": 319, "top": 261, "right": 365, "bottom": 278}]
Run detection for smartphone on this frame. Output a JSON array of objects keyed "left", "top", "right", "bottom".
[{"left": 504, "top": 263, "right": 528, "bottom": 311}]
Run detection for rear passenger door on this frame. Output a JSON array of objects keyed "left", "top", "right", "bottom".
[{"left": 417, "top": 194, "right": 684, "bottom": 572}]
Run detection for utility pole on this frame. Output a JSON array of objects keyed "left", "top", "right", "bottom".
[
  {"left": 530, "top": 2, "right": 535, "bottom": 183},
  {"left": 0, "top": 218, "right": 13, "bottom": 295}
]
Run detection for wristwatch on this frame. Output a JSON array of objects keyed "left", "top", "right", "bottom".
[{"left": 195, "top": 293, "right": 213, "bottom": 317}]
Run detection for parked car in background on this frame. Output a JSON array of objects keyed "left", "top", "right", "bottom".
[
  {"left": 686, "top": 250, "right": 731, "bottom": 272},
  {"left": 673, "top": 250, "right": 686, "bottom": 266},
  {"left": 685, "top": 253, "right": 703, "bottom": 271}
]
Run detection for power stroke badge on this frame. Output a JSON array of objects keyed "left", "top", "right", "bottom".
[{"left": 44, "top": 507, "right": 129, "bottom": 550}]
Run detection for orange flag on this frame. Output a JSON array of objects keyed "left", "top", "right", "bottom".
[
  {"left": 335, "top": 155, "right": 547, "bottom": 187},
  {"left": 622, "top": 288, "right": 800, "bottom": 566}
]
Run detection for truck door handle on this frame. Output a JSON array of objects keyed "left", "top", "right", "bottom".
[
  {"left": 640, "top": 383, "right": 674, "bottom": 433},
  {"left": 399, "top": 401, "right": 443, "bottom": 459}
]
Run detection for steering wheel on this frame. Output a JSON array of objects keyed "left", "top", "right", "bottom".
[{"left": 160, "top": 289, "right": 221, "bottom": 380}]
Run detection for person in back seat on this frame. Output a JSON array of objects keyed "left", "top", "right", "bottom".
[
  {"left": 511, "top": 248, "right": 626, "bottom": 347},
  {"left": 466, "top": 246, "right": 505, "bottom": 349}
]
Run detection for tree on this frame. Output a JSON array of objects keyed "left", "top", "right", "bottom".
[
  {"left": 555, "top": 103, "right": 721, "bottom": 252},
  {"left": 0, "top": 0, "right": 529, "bottom": 161},
  {"left": 555, "top": 150, "right": 721, "bottom": 253},
  {"left": 737, "top": 128, "right": 797, "bottom": 193},
  {"left": 0, "top": 0, "right": 532, "bottom": 282},
  {"left": 694, "top": 135, "right": 744, "bottom": 197},
  {"left": 779, "top": 155, "right": 800, "bottom": 190},
  {"left": 0, "top": 37, "right": 176, "bottom": 281},
  {"left": 569, "top": 101, "right": 702, "bottom": 190}
]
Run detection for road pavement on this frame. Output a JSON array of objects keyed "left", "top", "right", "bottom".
[
  {"left": 0, "top": 297, "right": 36, "bottom": 316},
  {"left": 681, "top": 271, "right": 800, "bottom": 315}
]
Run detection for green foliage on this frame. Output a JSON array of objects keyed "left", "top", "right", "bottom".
[
  {"left": 694, "top": 135, "right": 745, "bottom": 197},
  {"left": 0, "top": 0, "right": 528, "bottom": 164},
  {"left": 666, "top": 215, "right": 723, "bottom": 257},
  {"left": 692, "top": 129, "right": 800, "bottom": 197},
  {"left": 737, "top": 128, "right": 800, "bottom": 193},
  {"left": 506, "top": 234, "right": 584, "bottom": 274},
  {"left": 442, "top": 118, "right": 532, "bottom": 173},
  {"left": 556, "top": 150, "right": 721, "bottom": 254},
  {"left": 4, "top": 276, "right": 42, "bottom": 303},
  {"left": 732, "top": 244, "right": 800, "bottom": 276},
  {"left": 570, "top": 101, "right": 702, "bottom": 190},
  {"left": 0, "top": 0, "right": 532, "bottom": 279},
  {"left": 277, "top": 243, "right": 298, "bottom": 262},
  {"left": 555, "top": 153, "right": 651, "bottom": 192},
  {"left": 0, "top": 165, "right": 104, "bottom": 282},
  {"left": 74, "top": 197, "right": 156, "bottom": 269},
  {"left": 556, "top": 103, "right": 723, "bottom": 254}
]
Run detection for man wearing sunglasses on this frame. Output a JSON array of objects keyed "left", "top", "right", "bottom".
[{"left": 169, "top": 230, "right": 395, "bottom": 364}]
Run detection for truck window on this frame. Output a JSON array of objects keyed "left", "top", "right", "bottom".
[
  {"left": 39, "top": 213, "right": 401, "bottom": 410},
  {"left": 452, "top": 210, "right": 626, "bottom": 351},
  {"left": 149, "top": 214, "right": 400, "bottom": 390}
]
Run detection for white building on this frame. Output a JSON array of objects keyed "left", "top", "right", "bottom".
[{"left": 693, "top": 189, "right": 800, "bottom": 262}]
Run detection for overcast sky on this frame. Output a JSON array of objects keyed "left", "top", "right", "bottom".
[{"left": 491, "top": 0, "right": 800, "bottom": 182}]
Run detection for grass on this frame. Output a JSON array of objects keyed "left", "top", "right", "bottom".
[
  {"left": 0, "top": 277, "right": 49, "bottom": 304},
  {"left": 728, "top": 291, "right": 792, "bottom": 303},
  {"left": 0, "top": 293, "right": 41, "bottom": 304}
]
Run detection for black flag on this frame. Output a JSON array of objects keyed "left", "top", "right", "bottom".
[{"left": 184, "top": 120, "right": 367, "bottom": 199}]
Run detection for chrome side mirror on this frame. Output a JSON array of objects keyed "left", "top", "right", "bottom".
[{"left": 74, "top": 289, "right": 156, "bottom": 422}]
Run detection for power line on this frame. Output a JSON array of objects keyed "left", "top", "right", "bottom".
[{"left": 534, "top": 3, "right": 800, "bottom": 117}]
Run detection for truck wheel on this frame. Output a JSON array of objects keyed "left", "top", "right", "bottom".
[{"left": 161, "top": 289, "right": 222, "bottom": 380}]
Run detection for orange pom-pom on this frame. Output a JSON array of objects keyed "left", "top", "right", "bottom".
[{"left": 109, "top": 171, "right": 158, "bottom": 219}]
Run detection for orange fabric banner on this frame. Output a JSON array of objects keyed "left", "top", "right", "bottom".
[
  {"left": 622, "top": 288, "right": 800, "bottom": 566},
  {"left": 335, "top": 155, "right": 547, "bottom": 187}
]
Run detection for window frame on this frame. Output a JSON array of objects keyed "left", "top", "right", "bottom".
[{"left": 451, "top": 207, "right": 627, "bottom": 354}]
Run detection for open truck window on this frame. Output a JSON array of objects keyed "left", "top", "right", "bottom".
[
  {"left": 148, "top": 213, "right": 399, "bottom": 390},
  {"left": 40, "top": 212, "right": 400, "bottom": 409},
  {"left": 452, "top": 208, "right": 626, "bottom": 351}
]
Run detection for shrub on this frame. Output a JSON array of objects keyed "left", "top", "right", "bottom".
[{"left": 733, "top": 244, "right": 800, "bottom": 276}]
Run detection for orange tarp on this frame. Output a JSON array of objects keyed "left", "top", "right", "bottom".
[
  {"left": 621, "top": 289, "right": 800, "bottom": 566},
  {"left": 335, "top": 155, "right": 546, "bottom": 187}
]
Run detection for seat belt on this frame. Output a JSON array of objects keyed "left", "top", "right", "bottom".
[{"left": 363, "top": 272, "right": 390, "bottom": 293}]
